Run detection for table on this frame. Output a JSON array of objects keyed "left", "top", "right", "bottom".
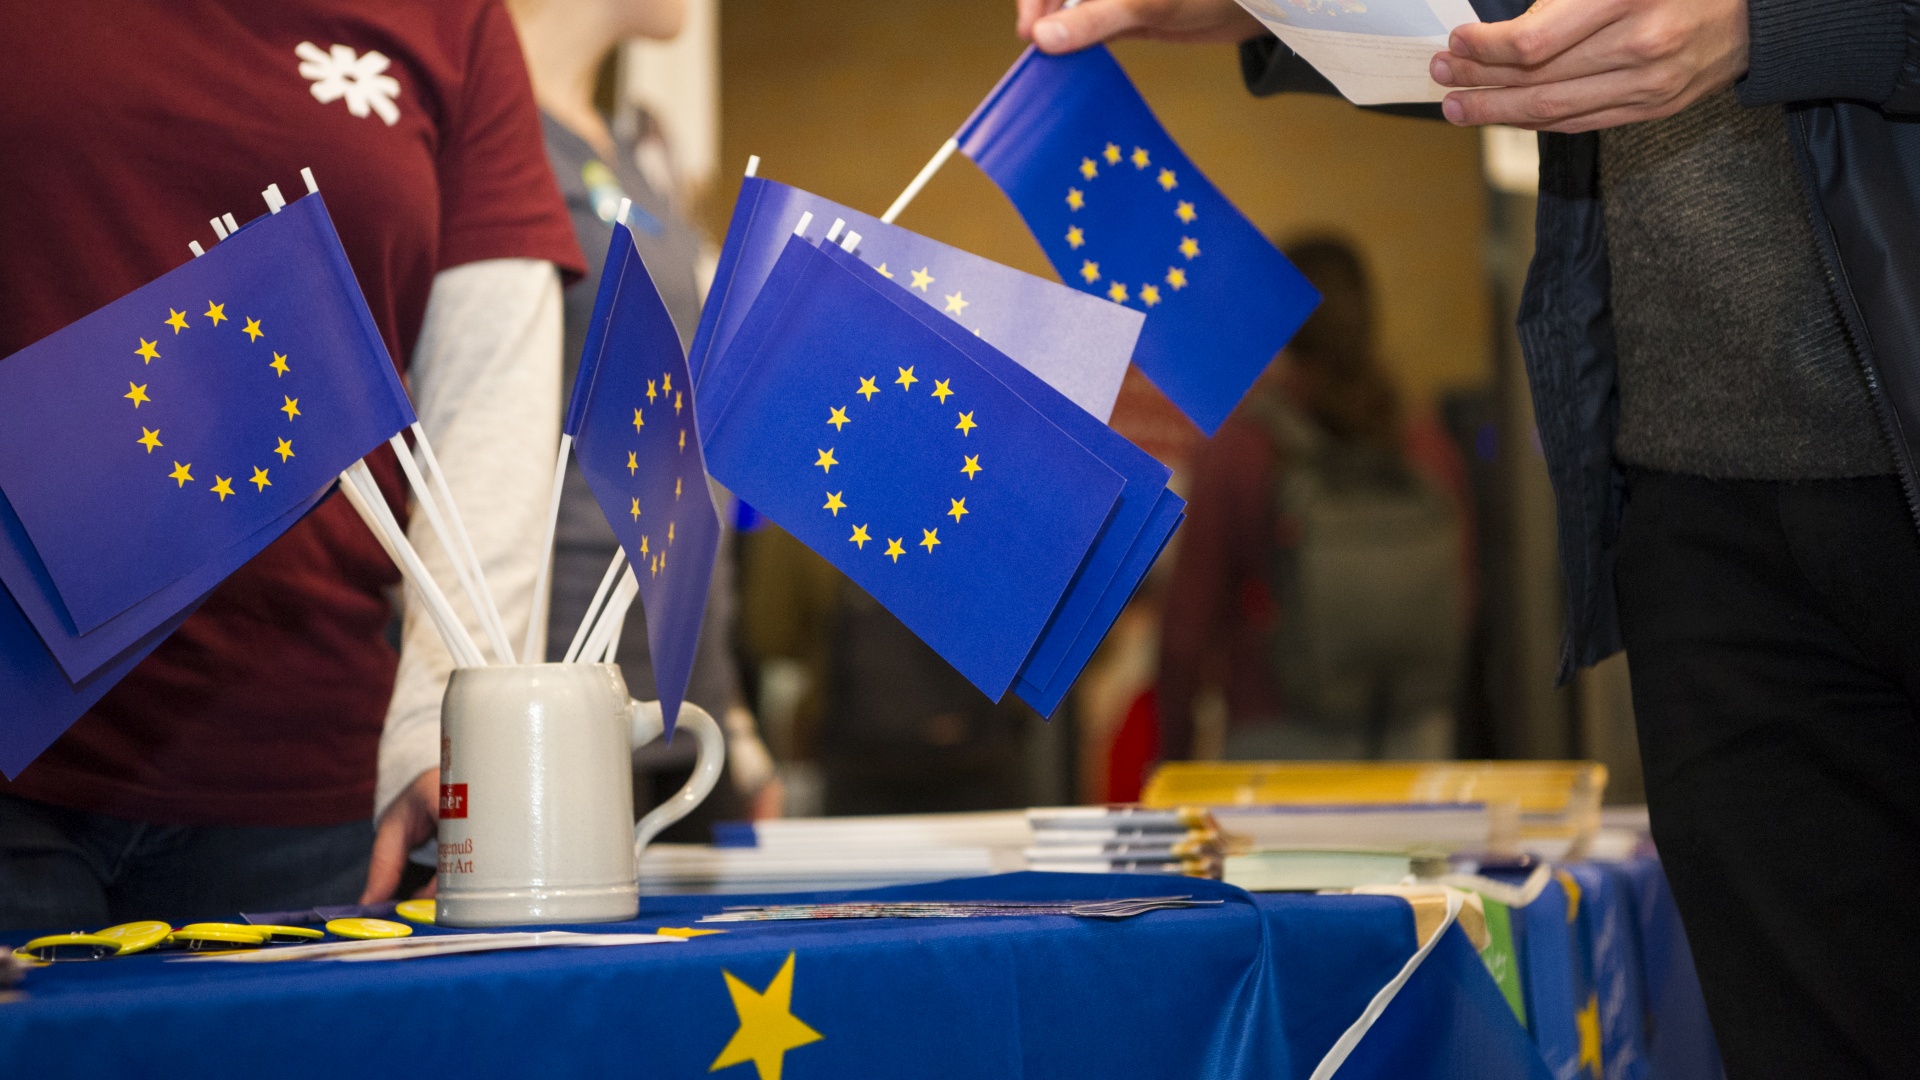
[{"left": 0, "top": 863, "right": 1713, "bottom": 1080}]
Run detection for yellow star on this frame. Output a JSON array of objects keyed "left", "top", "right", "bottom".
[
  {"left": 908, "top": 267, "right": 934, "bottom": 292},
  {"left": 242, "top": 317, "right": 264, "bottom": 342},
  {"left": 275, "top": 438, "right": 295, "bottom": 462},
  {"left": 1157, "top": 168, "right": 1177, "bottom": 191},
  {"left": 269, "top": 352, "right": 290, "bottom": 377},
  {"left": 675, "top": 391, "right": 684, "bottom": 416},
  {"left": 1079, "top": 157, "right": 1100, "bottom": 181},
  {"left": 709, "top": 952, "right": 823, "bottom": 1080},
  {"left": 651, "top": 556, "right": 660, "bottom": 577},
  {"left": 874, "top": 262, "right": 894, "bottom": 279},
  {"left": 647, "top": 379, "right": 658, "bottom": 403},
  {"left": 249, "top": 466, "right": 271, "bottom": 492},
  {"left": 1179, "top": 236, "right": 1201, "bottom": 260},
  {"left": 814, "top": 448, "right": 838, "bottom": 474},
  {"left": 679, "top": 429, "right": 687, "bottom": 452},
  {"left": 884, "top": 537, "right": 906, "bottom": 563},
  {"left": 124, "top": 382, "right": 150, "bottom": 408},
  {"left": 136, "top": 427, "right": 163, "bottom": 453},
  {"left": 631, "top": 498, "right": 641, "bottom": 520},
  {"left": 1175, "top": 200, "right": 1197, "bottom": 224},
  {"left": 943, "top": 291, "right": 968, "bottom": 316},
  {"left": 849, "top": 524, "right": 871, "bottom": 549},
  {"left": 281, "top": 396, "right": 301, "bottom": 421},
  {"left": 662, "top": 371, "right": 673, "bottom": 395},
  {"left": 676, "top": 476, "right": 683, "bottom": 499},
  {"left": 641, "top": 535, "right": 650, "bottom": 555},
  {"left": 1131, "top": 147, "right": 1151, "bottom": 169},
  {"left": 931, "top": 379, "right": 953, "bottom": 404},
  {"left": 210, "top": 476, "right": 235, "bottom": 502},
  {"left": 628, "top": 451, "right": 639, "bottom": 475},
  {"left": 1065, "top": 187, "right": 1085, "bottom": 211},
  {"left": 1576, "top": 994, "right": 1602, "bottom": 1075},
  {"left": 1140, "top": 284, "right": 1162, "bottom": 307},
  {"left": 1106, "top": 281, "right": 1129, "bottom": 304},
  {"left": 919, "top": 528, "right": 941, "bottom": 553},
  {"left": 1079, "top": 260, "right": 1100, "bottom": 284},
  {"left": 135, "top": 338, "right": 160, "bottom": 364},
  {"left": 633, "top": 407, "right": 645, "bottom": 431},
  {"left": 204, "top": 301, "right": 227, "bottom": 326},
  {"left": 947, "top": 498, "right": 969, "bottom": 522},
  {"left": 895, "top": 366, "right": 918, "bottom": 390},
  {"left": 955, "top": 411, "right": 976, "bottom": 436},
  {"left": 165, "top": 308, "right": 189, "bottom": 334},
  {"left": 857, "top": 376, "right": 880, "bottom": 401},
  {"left": 961, "top": 454, "right": 982, "bottom": 480},
  {"left": 823, "top": 491, "right": 846, "bottom": 516},
  {"left": 168, "top": 461, "right": 193, "bottom": 487},
  {"left": 1166, "top": 266, "right": 1188, "bottom": 290},
  {"left": 669, "top": 521, "right": 675, "bottom": 544},
  {"left": 827, "top": 406, "right": 850, "bottom": 431},
  {"left": 1102, "top": 143, "right": 1121, "bottom": 165}
]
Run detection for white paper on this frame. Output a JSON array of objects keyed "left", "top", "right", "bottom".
[{"left": 1235, "top": 0, "right": 1480, "bottom": 105}]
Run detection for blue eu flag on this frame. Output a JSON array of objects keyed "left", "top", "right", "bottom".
[
  {"left": 0, "top": 194, "right": 416, "bottom": 637},
  {"left": 567, "top": 219, "right": 720, "bottom": 736},
  {"left": 690, "top": 176, "right": 1143, "bottom": 423},
  {"left": 701, "top": 236, "right": 1125, "bottom": 700},
  {"left": 957, "top": 45, "right": 1321, "bottom": 435}
]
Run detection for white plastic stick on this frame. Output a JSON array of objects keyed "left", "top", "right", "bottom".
[
  {"left": 263, "top": 184, "right": 286, "bottom": 214},
  {"left": 563, "top": 549, "right": 628, "bottom": 664},
  {"left": 301, "top": 167, "right": 319, "bottom": 195},
  {"left": 210, "top": 217, "right": 229, "bottom": 240},
  {"left": 388, "top": 434, "right": 515, "bottom": 664},
  {"left": 600, "top": 604, "right": 626, "bottom": 664},
  {"left": 188, "top": 241, "right": 206, "bottom": 258},
  {"left": 825, "top": 218, "right": 845, "bottom": 243},
  {"left": 407, "top": 423, "right": 515, "bottom": 662},
  {"left": 840, "top": 231, "right": 863, "bottom": 254},
  {"left": 881, "top": 137, "right": 958, "bottom": 224},
  {"left": 338, "top": 464, "right": 485, "bottom": 668},
  {"left": 222, "top": 212, "right": 240, "bottom": 235},
  {"left": 791, "top": 211, "right": 813, "bottom": 238},
  {"left": 521, "top": 433, "right": 573, "bottom": 663},
  {"left": 577, "top": 569, "right": 639, "bottom": 667},
  {"left": 744, "top": 155, "right": 760, "bottom": 178}
]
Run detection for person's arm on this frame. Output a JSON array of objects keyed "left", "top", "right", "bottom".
[
  {"left": 1735, "top": 0, "right": 1920, "bottom": 112},
  {"left": 1018, "top": 0, "right": 1264, "bottom": 50},
  {"left": 362, "top": 257, "right": 563, "bottom": 903}
]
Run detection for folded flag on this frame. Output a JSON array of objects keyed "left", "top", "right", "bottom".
[
  {"left": 689, "top": 176, "right": 1142, "bottom": 424},
  {"left": 956, "top": 45, "right": 1320, "bottom": 435},
  {"left": 567, "top": 217, "right": 720, "bottom": 736},
  {"left": 700, "top": 235, "right": 1124, "bottom": 700}
]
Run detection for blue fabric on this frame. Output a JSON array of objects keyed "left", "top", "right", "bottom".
[
  {"left": 699, "top": 238, "right": 1125, "bottom": 699},
  {"left": 1512, "top": 875, "right": 1585, "bottom": 1079},
  {"left": 1614, "top": 858, "right": 1722, "bottom": 1079},
  {"left": 0, "top": 872, "right": 1543, "bottom": 1080},
  {"left": 565, "top": 220, "right": 720, "bottom": 733},
  {"left": 956, "top": 45, "right": 1320, "bottom": 435},
  {"left": 1564, "top": 863, "right": 1648, "bottom": 1080}
]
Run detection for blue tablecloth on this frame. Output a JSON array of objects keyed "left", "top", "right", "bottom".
[{"left": 1, "top": 872, "right": 1542, "bottom": 1080}]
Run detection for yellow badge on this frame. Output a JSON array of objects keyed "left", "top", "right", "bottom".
[
  {"left": 654, "top": 927, "right": 724, "bottom": 939},
  {"left": 92, "top": 921, "right": 173, "bottom": 956},
  {"left": 251, "top": 925, "right": 326, "bottom": 944},
  {"left": 325, "top": 917, "right": 413, "bottom": 940},
  {"left": 170, "top": 923, "right": 268, "bottom": 951},
  {"left": 395, "top": 899, "right": 437, "bottom": 925},
  {"left": 15, "top": 933, "right": 119, "bottom": 962}
]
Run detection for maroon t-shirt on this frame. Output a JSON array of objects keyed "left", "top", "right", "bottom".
[{"left": 0, "top": 1, "right": 584, "bottom": 825}]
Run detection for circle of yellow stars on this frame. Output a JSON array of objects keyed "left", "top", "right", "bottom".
[
  {"left": 128, "top": 300, "right": 294, "bottom": 502},
  {"left": 1062, "top": 141, "right": 1198, "bottom": 309},
  {"left": 817, "top": 365, "right": 979, "bottom": 565},
  {"left": 629, "top": 370, "right": 692, "bottom": 578}
]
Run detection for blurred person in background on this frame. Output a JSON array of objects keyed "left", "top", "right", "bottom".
[
  {"left": 507, "top": 0, "right": 779, "bottom": 834},
  {"left": 1157, "top": 237, "right": 1471, "bottom": 762}
]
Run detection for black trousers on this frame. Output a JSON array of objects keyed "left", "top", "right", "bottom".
[{"left": 1617, "top": 470, "right": 1920, "bottom": 1079}]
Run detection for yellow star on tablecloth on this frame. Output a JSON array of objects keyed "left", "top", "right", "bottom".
[
  {"left": 165, "top": 309, "right": 190, "bottom": 334},
  {"left": 1157, "top": 169, "right": 1177, "bottom": 191},
  {"left": 857, "top": 377, "right": 880, "bottom": 401},
  {"left": 884, "top": 537, "right": 905, "bottom": 563},
  {"left": 827, "top": 406, "right": 850, "bottom": 431},
  {"left": 1107, "top": 282, "right": 1129, "bottom": 304},
  {"left": 961, "top": 455, "right": 982, "bottom": 480},
  {"left": 1065, "top": 225, "right": 1085, "bottom": 250},
  {"left": 814, "top": 448, "right": 838, "bottom": 474},
  {"left": 242, "top": 317, "right": 264, "bottom": 342},
  {"left": 1103, "top": 143, "right": 1121, "bottom": 165},
  {"left": 125, "top": 383, "right": 150, "bottom": 408},
  {"left": 1079, "top": 157, "right": 1099, "bottom": 180},
  {"left": 136, "top": 427, "right": 163, "bottom": 453},
  {"left": 1140, "top": 284, "right": 1162, "bottom": 308},
  {"left": 250, "top": 467, "right": 272, "bottom": 492},
  {"left": 135, "top": 338, "right": 160, "bottom": 364},
  {"left": 709, "top": 952, "right": 823, "bottom": 1080},
  {"left": 168, "top": 461, "right": 193, "bottom": 487},
  {"left": 210, "top": 476, "right": 235, "bottom": 502},
  {"left": 628, "top": 451, "right": 639, "bottom": 475},
  {"left": 281, "top": 396, "right": 301, "bottom": 421},
  {"left": 1066, "top": 187, "right": 1084, "bottom": 211},
  {"left": 270, "top": 353, "right": 290, "bottom": 377},
  {"left": 931, "top": 380, "right": 953, "bottom": 404},
  {"left": 947, "top": 498, "right": 968, "bottom": 522},
  {"left": 823, "top": 491, "right": 845, "bottom": 517},
  {"left": 849, "top": 524, "right": 870, "bottom": 549},
  {"left": 275, "top": 438, "right": 295, "bottom": 462},
  {"left": 1576, "top": 994, "right": 1602, "bottom": 1076},
  {"left": 908, "top": 267, "right": 934, "bottom": 292},
  {"left": 1131, "top": 147, "right": 1150, "bottom": 169},
  {"left": 1175, "top": 201, "right": 1197, "bottom": 224},
  {"left": 955, "top": 411, "right": 976, "bottom": 436},
  {"left": 204, "top": 301, "right": 227, "bottom": 326},
  {"left": 919, "top": 528, "right": 940, "bottom": 553},
  {"left": 943, "top": 291, "right": 968, "bottom": 315},
  {"left": 895, "top": 366, "right": 918, "bottom": 390},
  {"left": 1079, "top": 260, "right": 1100, "bottom": 284},
  {"left": 1166, "top": 267, "right": 1188, "bottom": 291},
  {"left": 1179, "top": 237, "right": 1201, "bottom": 260}
]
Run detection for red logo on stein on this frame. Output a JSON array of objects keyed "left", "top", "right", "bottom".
[{"left": 439, "top": 783, "right": 468, "bottom": 819}]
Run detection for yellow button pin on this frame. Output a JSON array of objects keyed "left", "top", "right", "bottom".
[
  {"left": 251, "top": 925, "right": 326, "bottom": 944},
  {"left": 395, "top": 899, "right": 436, "bottom": 925},
  {"left": 92, "top": 921, "right": 173, "bottom": 956},
  {"left": 15, "top": 933, "right": 119, "bottom": 962},
  {"left": 325, "top": 917, "right": 412, "bottom": 940}
]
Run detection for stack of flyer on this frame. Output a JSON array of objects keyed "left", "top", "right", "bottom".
[
  {"left": 642, "top": 812, "right": 1030, "bottom": 896},
  {"left": 1023, "top": 807, "right": 1222, "bottom": 878}
]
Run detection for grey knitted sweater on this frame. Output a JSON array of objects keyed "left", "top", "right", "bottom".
[{"left": 1600, "top": 89, "right": 1893, "bottom": 479}]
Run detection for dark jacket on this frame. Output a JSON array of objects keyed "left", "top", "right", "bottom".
[{"left": 1243, "top": 0, "right": 1920, "bottom": 680}]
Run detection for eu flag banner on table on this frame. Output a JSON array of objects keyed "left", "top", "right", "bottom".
[
  {"left": 688, "top": 176, "right": 1143, "bottom": 423},
  {"left": 567, "top": 218, "right": 720, "bottom": 735},
  {"left": 956, "top": 45, "right": 1321, "bottom": 435},
  {"left": 819, "top": 242, "right": 1183, "bottom": 716},
  {"left": 700, "top": 235, "right": 1125, "bottom": 700},
  {"left": 0, "top": 193, "right": 416, "bottom": 638}
]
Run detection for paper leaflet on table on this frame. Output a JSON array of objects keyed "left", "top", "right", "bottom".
[
  {"left": 699, "top": 235, "right": 1124, "bottom": 700},
  {"left": 1233, "top": 0, "right": 1482, "bottom": 105},
  {"left": 566, "top": 218, "right": 720, "bottom": 737},
  {"left": 817, "top": 243, "right": 1183, "bottom": 716},
  {"left": 687, "top": 175, "right": 1141, "bottom": 423},
  {"left": 955, "top": 44, "right": 1320, "bottom": 436}
]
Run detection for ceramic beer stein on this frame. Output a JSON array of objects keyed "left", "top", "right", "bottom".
[{"left": 433, "top": 663, "right": 724, "bottom": 927}]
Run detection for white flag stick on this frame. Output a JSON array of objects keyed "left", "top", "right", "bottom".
[
  {"left": 599, "top": 601, "right": 627, "bottom": 665},
  {"left": 338, "top": 463, "right": 485, "bottom": 668},
  {"left": 387, "top": 434, "right": 515, "bottom": 664},
  {"left": 405, "top": 423, "right": 515, "bottom": 662},
  {"left": 881, "top": 137, "right": 958, "bottom": 225},
  {"left": 521, "top": 432, "right": 573, "bottom": 663},
  {"left": 577, "top": 569, "right": 639, "bottom": 667},
  {"left": 563, "top": 548, "right": 628, "bottom": 664}
]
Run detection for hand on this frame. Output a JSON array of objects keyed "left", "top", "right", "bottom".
[
  {"left": 1431, "top": 0, "right": 1748, "bottom": 132},
  {"left": 361, "top": 768, "right": 439, "bottom": 903},
  {"left": 1020, "top": 0, "right": 1265, "bottom": 54}
]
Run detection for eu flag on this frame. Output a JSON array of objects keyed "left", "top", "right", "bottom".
[
  {"left": 957, "top": 45, "right": 1321, "bottom": 435},
  {"left": 0, "top": 194, "right": 416, "bottom": 637},
  {"left": 700, "top": 236, "right": 1125, "bottom": 700},
  {"left": 567, "top": 218, "right": 720, "bottom": 736},
  {"left": 690, "top": 176, "right": 1143, "bottom": 423}
]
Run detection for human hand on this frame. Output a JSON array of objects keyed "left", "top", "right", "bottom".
[
  {"left": 361, "top": 768, "right": 439, "bottom": 903},
  {"left": 1431, "top": 0, "right": 1748, "bottom": 132},
  {"left": 1020, "top": 0, "right": 1265, "bottom": 54}
]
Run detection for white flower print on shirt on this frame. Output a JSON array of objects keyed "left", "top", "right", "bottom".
[{"left": 296, "top": 42, "right": 401, "bottom": 126}]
